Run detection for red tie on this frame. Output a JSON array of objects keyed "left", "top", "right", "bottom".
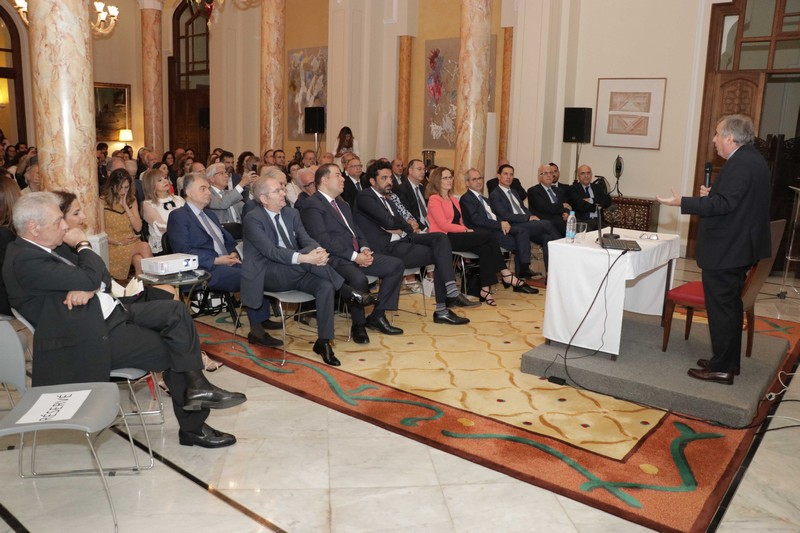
[{"left": 331, "top": 199, "right": 359, "bottom": 252}]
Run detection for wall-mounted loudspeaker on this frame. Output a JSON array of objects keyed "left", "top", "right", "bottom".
[
  {"left": 563, "top": 107, "right": 592, "bottom": 143},
  {"left": 304, "top": 107, "right": 326, "bottom": 134}
]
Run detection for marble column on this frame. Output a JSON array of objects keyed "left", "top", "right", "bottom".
[
  {"left": 396, "top": 36, "right": 412, "bottom": 163},
  {"left": 139, "top": 0, "right": 165, "bottom": 155},
  {"left": 453, "top": 0, "right": 491, "bottom": 195},
  {"left": 260, "top": 0, "right": 284, "bottom": 153},
  {"left": 498, "top": 27, "right": 513, "bottom": 163},
  {"left": 28, "top": 0, "right": 100, "bottom": 233}
]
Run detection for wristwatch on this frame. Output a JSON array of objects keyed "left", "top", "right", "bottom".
[{"left": 76, "top": 240, "right": 92, "bottom": 252}]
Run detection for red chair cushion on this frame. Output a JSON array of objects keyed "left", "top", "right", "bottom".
[{"left": 667, "top": 281, "right": 706, "bottom": 307}]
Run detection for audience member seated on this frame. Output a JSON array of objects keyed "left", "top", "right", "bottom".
[
  {"left": 461, "top": 168, "right": 541, "bottom": 280},
  {"left": 318, "top": 152, "right": 335, "bottom": 164},
  {"left": 294, "top": 167, "right": 317, "bottom": 208},
  {"left": 427, "top": 167, "right": 537, "bottom": 305},
  {"left": 162, "top": 150, "right": 178, "bottom": 189},
  {"left": 341, "top": 156, "right": 364, "bottom": 208},
  {"left": 0, "top": 178, "right": 20, "bottom": 315},
  {"left": 390, "top": 158, "right": 405, "bottom": 187},
  {"left": 99, "top": 169, "right": 153, "bottom": 280},
  {"left": 206, "top": 162, "right": 254, "bottom": 224},
  {"left": 527, "top": 164, "right": 571, "bottom": 236},
  {"left": 242, "top": 176, "right": 378, "bottom": 365},
  {"left": 167, "top": 172, "right": 280, "bottom": 347},
  {"left": 353, "top": 160, "right": 473, "bottom": 325},
  {"left": 394, "top": 159, "right": 430, "bottom": 231},
  {"left": 565, "top": 164, "right": 611, "bottom": 231},
  {"left": 549, "top": 162, "right": 563, "bottom": 190},
  {"left": 142, "top": 169, "right": 186, "bottom": 255},
  {"left": 285, "top": 160, "right": 303, "bottom": 205},
  {"left": 3, "top": 192, "right": 246, "bottom": 449},
  {"left": 486, "top": 160, "right": 527, "bottom": 206},
  {"left": 299, "top": 163, "right": 404, "bottom": 344},
  {"left": 19, "top": 156, "right": 41, "bottom": 195},
  {"left": 273, "top": 149, "right": 287, "bottom": 170},
  {"left": 301, "top": 149, "right": 317, "bottom": 168},
  {"left": 489, "top": 163, "right": 560, "bottom": 269}
]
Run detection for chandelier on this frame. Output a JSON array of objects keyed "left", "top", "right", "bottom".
[{"left": 14, "top": 1, "right": 120, "bottom": 36}]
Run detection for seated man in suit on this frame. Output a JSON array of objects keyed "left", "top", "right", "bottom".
[
  {"left": 488, "top": 164, "right": 560, "bottom": 269},
  {"left": 565, "top": 164, "right": 611, "bottom": 230},
  {"left": 461, "top": 168, "right": 540, "bottom": 279},
  {"left": 167, "top": 172, "right": 281, "bottom": 347},
  {"left": 340, "top": 156, "right": 365, "bottom": 208},
  {"left": 486, "top": 160, "right": 527, "bottom": 206},
  {"left": 527, "top": 164, "right": 571, "bottom": 236},
  {"left": 206, "top": 162, "right": 255, "bottom": 224},
  {"left": 549, "top": 162, "right": 563, "bottom": 190},
  {"left": 241, "top": 176, "right": 377, "bottom": 365},
  {"left": 354, "top": 161, "right": 474, "bottom": 325},
  {"left": 3, "top": 192, "right": 245, "bottom": 448},
  {"left": 293, "top": 167, "right": 317, "bottom": 209},
  {"left": 299, "top": 164, "right": 405, "bottom": 343},
  {"left": 394, "top": 158, "right": 429, "bottom": 231}
]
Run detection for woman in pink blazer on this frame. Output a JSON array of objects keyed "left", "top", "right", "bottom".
[{"left": 426, "top": 167, "right": 536, "bottom": 305}]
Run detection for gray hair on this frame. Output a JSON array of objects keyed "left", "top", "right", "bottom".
[
  {"left": 260, "top": 166, "right": 287, "bottom": 181},
  {"left": 252, "top": 176, "right": 279, "bottom": 199},
  {"left": 718, "top": 114, "right": 755, "bottom": 146},
  {"left": 107, "top": 156, "right": 124, "bottom": 173},
  {"left": 13, "top": 191, "right": 60, "bottom": 235},
  {"left": 182, "top": 171, "right": 207, "bottom": 192},
  {"left": 205, "top": 162, "right": 225, "bottom": 180}
]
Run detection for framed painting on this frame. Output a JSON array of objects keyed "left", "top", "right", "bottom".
[
  {"left": 287, "top": 46, "right": 328, "bottom": 141},
  {"left": 94, "top": 83, "right": 130, "bottom": 143},
  {"left": 593, "top": 78, "right": 667, "bottom": 150}
]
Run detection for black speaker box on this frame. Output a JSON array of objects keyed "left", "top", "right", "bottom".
[
  {"left": 563, "top": 107, "right": 592, "bottom": 143},
  {"left": 304, "top": 107, "right": 326, "bottom": 134}
]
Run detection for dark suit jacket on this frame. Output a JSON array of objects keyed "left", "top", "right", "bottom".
[
  {"left": 487, "top": 177, "right": 527, "bottom": 206},
  {"left": 394, "top": 179, "right": 428, "bottom": 231},
  {"left": 240, "top": 205, "right": 319, "bottom": 309},
  {"left": 341, "top": 175, "right": 362, "bottom": 208},
  {"left": 488, "top": 186, "right": 534, "bottom": 224},
  {"left": 528, "top": 183, "right": 569, "bottom": 221},
  {"left": 682, "top": 143, "right": 771, "bottom": 270},
  {"left": 0, "top": 226, "right": 15, "bottom": 315},
  {"left": 460, "top": 190, "right": 504, "bottom": 232},
  {"left": 352, "top": 188, "right": 417, "bottom": 255},
  {"left": 167, "top": 204, "right": 237, "bottom": 272},
  {"left": 2, "top": 240, "right": 114, "bottom": 385},
  {"left": 299, "top": 191, "right": 371, "bottom": 263},
  {"left": 565, "top": 182, "right": 611, "bottom": 222}
]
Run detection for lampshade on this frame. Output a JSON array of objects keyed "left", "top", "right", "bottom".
[{"left": 118, "top": 129, "right": 133, "bottom": 142}]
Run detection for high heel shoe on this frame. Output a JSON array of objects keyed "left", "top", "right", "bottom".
[
  {"left": 501, "top": 273, "right": 539, "bottom": 294},
  {"left": 479, "top": 288, "right": 496, "bottom": 306}
]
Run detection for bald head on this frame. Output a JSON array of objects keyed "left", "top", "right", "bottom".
[{"left": 577, "top": 165, "right": 593, "bottom": 186}]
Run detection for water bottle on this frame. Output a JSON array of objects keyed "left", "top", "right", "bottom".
[{"left": 565, "top": 211, "right": 577, "bottom": 243}]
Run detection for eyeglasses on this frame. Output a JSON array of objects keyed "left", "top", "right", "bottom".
[
  {"left": 469, "top": 176, "right": 484, "bottom": 181},
  {"left": 538, "top": 171, "right": 554, "bottom": 176},
  {"left": 441, "top": 176, "right": 454, "bottom": 181},
  {"left": 302, "top": 183, "right": 316, "bottom": 189}
]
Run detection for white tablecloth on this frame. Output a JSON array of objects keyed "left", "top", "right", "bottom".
[{"left": 542, "top": 228, "right": 681, "bottom": 355}]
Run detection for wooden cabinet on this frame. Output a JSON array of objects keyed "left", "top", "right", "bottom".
[{"left": 606, "top": 196, "right": 659, "bottom": 232}]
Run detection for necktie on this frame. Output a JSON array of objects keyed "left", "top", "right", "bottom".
[
  {"left": 274, "top": 213, "right": 295, "bottom": 249},
  {"left": 507, "top": 190, "right": 522, "bottom": 215},
  {"left": 198, "top": 211, "right": 227, "bottom": 256},
  {"left": 547, "top": 187, "right": 557, "bottom": 203},
  {"left": 355, "top": 180, "right": 362, "bottom": 191},
  {"left": 479, "top": 195, "right": 497, "bottom": 221},
  {"left": 330, "top": 200, "right": 359, "bottom": 252},
  {"left": 415, "top": 186, "right": 428, "bottom": 218}
]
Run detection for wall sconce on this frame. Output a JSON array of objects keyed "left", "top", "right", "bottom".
[
  {"left": 14, "top": 0, "right": 120, "bottom": 36},
  {"left": 118, "top": 129, "right": 133, "bottom": 143}
]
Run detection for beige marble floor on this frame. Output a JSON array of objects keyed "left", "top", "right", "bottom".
[{"left": 0, "top": 258, "right": 798, "bottom": 532}]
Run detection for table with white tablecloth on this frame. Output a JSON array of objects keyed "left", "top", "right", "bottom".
[{"left": 542, "top": 228, "right": 681, "bottom": 355}]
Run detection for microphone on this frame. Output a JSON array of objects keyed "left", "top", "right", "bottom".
[
  {"left": 604, "top": 204, "right": 620, "bottom": 239},
  {"left": 704, "top": 162, "right": 712, "bottom": 188}
]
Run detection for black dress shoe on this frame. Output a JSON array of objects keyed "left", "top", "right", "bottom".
[
  {"left": 179, "top": 424, "right": 237, "bottom": 448},
  {"left": 247, "top": 331, "right": 283, "bottom": 347},
  {"left": 313, "top": 339, "right": 341, "bottom": 366},
  {"left": 446, "top": 293, "right": 480, "bottom": 308},
  {"left": 697, "top": 358, "right": 740, "bottom": 376},
  {"left": 365, "top": 315, "right": 404, "bottom": 335},
  {"left": 513, "top": 283, "right": 539, "bottom": 294},
  {"left": 183, "top": 385, "right": 248, "bottom": 411},
  {"left": 351, "top": 324, "right": 370, "bottom": 344},
  {"left": 687, "top": 367, "right": 734, "bottom": 385},
  {"left": 261, "top": 319, "right": 283, "bottom": 331},
  {"left": 433, "top": 309, "right": 470, "bottom": 325},
  {"left": 348, "top": 289, "right": 379, "bottom": 307},
  {"left": 518, "top": 270, "right": 542, "bottom": 280}
]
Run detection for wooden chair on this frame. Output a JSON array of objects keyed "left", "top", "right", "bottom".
[{"left": 661, "top": 219, "right": 785, "bottom": 356}]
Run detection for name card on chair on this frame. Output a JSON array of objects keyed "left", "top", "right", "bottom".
[{"left": 17, "top": 390, "right": 92, "bottom": 424}]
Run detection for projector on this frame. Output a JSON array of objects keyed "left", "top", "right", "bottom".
[{"left": 141, "top": 253, "right": 198, "bottom": 275}]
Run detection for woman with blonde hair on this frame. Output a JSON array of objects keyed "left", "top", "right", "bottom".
[
  {"left": 142, "top": 168, "right": 186, "bottom": 255},
  {"left": 426, "top": 166, "right": 536, "bottom": 305},
  {"left": 0, "top": 178, "right": 21, "bottom": 314},
  {"left": 99, "top": 168, "right": 153, "bottom": 279}
]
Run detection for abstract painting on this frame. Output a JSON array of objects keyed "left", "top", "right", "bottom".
[
  {"left": 423, "top": 37, "right": 496, "bottom": 149},
  {"left": 287, "top": 46, "right": 328, "bottom": 141},
  {"left": 594, "top": 78, "right": 667, "bottom": 149}
]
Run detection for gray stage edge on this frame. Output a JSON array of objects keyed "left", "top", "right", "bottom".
[{"left": 521, "top": 313, "right": 790, "bottom": 427}]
